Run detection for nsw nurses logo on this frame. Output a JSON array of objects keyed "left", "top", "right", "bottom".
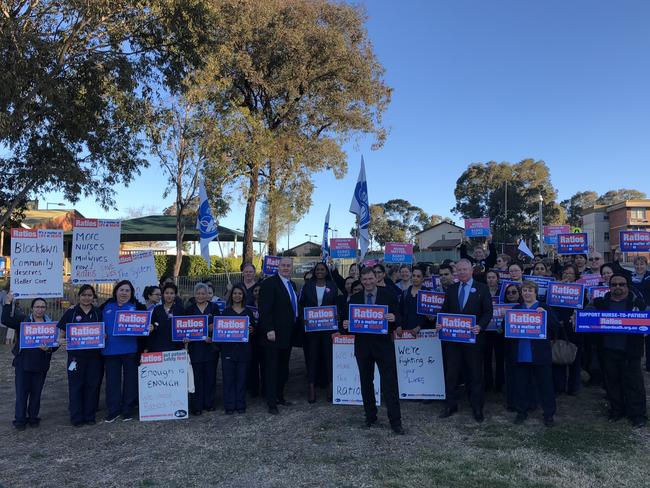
[
  {"left": 356, "top": 182, "right": 369, "bottom": 228},
  {"left": 197, "top": 201, "right": 217, "bottom": 239}
]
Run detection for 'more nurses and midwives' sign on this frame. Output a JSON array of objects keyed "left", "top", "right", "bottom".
[{"left": 71, "top": 218, "right": 121, "bottom": 283}]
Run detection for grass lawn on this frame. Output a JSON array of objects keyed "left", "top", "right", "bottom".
[{"left": 0, "top": 344, "right": 648, "bottom": 488}]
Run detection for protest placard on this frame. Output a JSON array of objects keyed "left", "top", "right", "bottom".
[
  {"left": 526, "top": 275, "right": 553, "bottom": 297},
  {"left": 487, "top": 303, "right": 516, "bottom": 331},
  {"left": 71, "top": 218, "right": 121, "bottom": 283},
  {"left": 113, "top": 310, "right": 152, "bottom": 337},
  {"left": 10, "top": 228, "right": 64, "bottom": 298},
  {"left": 118, "top": 251, "right": 158, "bottom": 302},
  {"left": 384, "top": 242, "right": 413, "bottom": 264},
  {"left": 546, "top": 282, "right": 584, "bottom": 309},
  {"left": 416, "top": 290, "right": 445, "bottom": 315},
  {"left": 464, "top": 218, "right": 490, "bottom": 238},
  {"left": 619, "top": 230, "right": 650, "bottom": 253},
  {"left": 172, "top": 315, "right": 208, "bottom": 342},
  {"left": 588, "top": 286, "right": 609, "bottom": 300},
  {"left": 329, "top": 238, "right": 358, "bottom": 259},
  {"left": 505, "top": 309, "right": 547, "bottom": 339},
  {"left": 577, "top": 273, "right": 602, "bottom": 287},
  {"left": 436, "top": 313, "right": 476, "bottom": 343},
  {"left": 66, "top": 323, "right": 105, "bottom": 350},
  {"left": 394, "top": 329, "right": 445, "bottom": 400},
  {"left": 556, "top": 233, "right": 588, "bottom": 255},
  {"left": 304, "top": 306, "right": 339, "bottom": 332},
  {"left": 19, "top": 322, "right": 59, "bottom": 349},
  {"left": 332, "top": 335, "right": 380, "bottom": 405},
  {"left": 576, "top": 311, "right": 650, "bottom": 335},
  {"left": 139, "top": 350, "right": 189, "bottom": 421},
  {"left": 213, "top": 316, "right": 249, "bottom": 342},
  {"left": 348, "top": 304, "right": 388, "bottom": 334},
  {"left": 543, "top": 225, "right": 571, "bottom": 245},
  {"left": 263, "top": 255, "right": 281, "bottom": 275}
]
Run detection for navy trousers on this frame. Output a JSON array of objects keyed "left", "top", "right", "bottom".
[
  {"left": 190, "top": 359, "right": 218, "bottom": 413},
  {"left": 104, "top": 353, "right": 139, "bottom": 418},
  {"left": 222, "top": 358, "right": 249, "bottom": 411},
  {"left": 14, "top": 366, "right": 47, "bottom": 427},
  {"left": 67, "top": 353, "right": 103, "bottom": 424},
  {"left": 514, "top": 363, "right": 556, "bottom": 418}
]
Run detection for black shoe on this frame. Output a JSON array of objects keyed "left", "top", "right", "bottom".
[
  {"left": 122, "top": 414, "right": 133, "bottom": 422},
  {"left": 28, "top": 421, "right": 40, "bottom": 428},
  {"left": 72, "top": 422, "right": 84, "bottom": 428},
  {"left": 506, "top": 406, "right": 516, "bottom": 413},
  {"left": 364, "top": 417, "right": 378, "bottom": 428},
  {"left": 192, "top": 410, "right": 203, "bottom": 416},
  {"left": 608, "top": 412, "right": 624, "bottom": 423},
  {"left": 544, "top": 416, "right": 554, "bottom": 428},
  {"left": 104, "top": 414, "right": 120, "bottom": 423},
  {"left": 225, "top": 410, "right": 234, "bottom": 415},
  {"left": 514, "top": 413, "right": 526, "bottom": 425},
  {"left": 86, "top": 420, "right": 96, "bottom": 426},
  {"left": 236, "top": 409, "right": 246, "bottom": 414},
  {"left": 391, "top": 424, "right": 405, "bottom": 435},
  {"left": 631, "top": 417, "right": 646, "bottom": 428},
  {"left": 473, "top": 411, "right": 484, "bottom": 423},
  {"left": 277, "top": 399, "right": 293, "bottom": 407},
  {"left": 439, "top": 406, "right": 458, "bottom": 419},
  {"left": 268, "top": 407, "right": 279, "bottom": 415},
  {"left": 205, "top": 407, "right": 216, "bottom": 412},
  {"left": 14, "top": 423, "right": 26, "bottom": 431}
]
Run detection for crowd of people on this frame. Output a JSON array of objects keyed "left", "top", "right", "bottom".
[{"left": 2, "top": 241, "right": 649, "bottom": 434}]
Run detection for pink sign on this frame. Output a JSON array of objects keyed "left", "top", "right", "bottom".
[{"left": 464, "top": 218, "right": 490, "bottom": 238}]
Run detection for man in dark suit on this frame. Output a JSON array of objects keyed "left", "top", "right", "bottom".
[
  {"left": 438, "top": 258, "right": 493, "bottom": 422},
  {"left": 259, "top": 257, "right": 299, "bottom": 414},
  {"left": 343, "top": 267, "right": 404, "bottom": 434}
]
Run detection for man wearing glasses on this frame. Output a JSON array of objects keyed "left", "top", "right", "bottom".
[{"left": 588, "top": 273, "right": 647, "bottom": 428}]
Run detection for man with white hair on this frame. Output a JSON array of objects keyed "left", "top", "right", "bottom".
[{"left": 437, "top": 259, "right": 493, "bottom": 422}]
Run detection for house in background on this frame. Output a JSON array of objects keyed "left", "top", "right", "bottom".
[
  {"left": 582, "top": 199, "right": 650, "bottom": 261},
  {"left": 415, "top": 222, "right": 464, "bottom": 262}
]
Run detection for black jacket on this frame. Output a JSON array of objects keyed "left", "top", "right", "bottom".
[
  {"left": 147, "top": 303, "right": 185, "bottom": 353},
  {"left": 258, "top": 274, "right": 299, "bottom": 349},
  {"left": 184, "top": 301, "right": 221, "bottom": 363},
  {"left": 344, "top": 286, "right": 400, "bottom": 359},
  {"left": 505, "top": 303, "right": 559, "bottom": 366},
  {"left": 592, "top": 293, "right": 647, "bottom": 357},
  {"left": 440, "top": 280, "right": 493, "bottom": 330},
  {"left": 2, "top": 304, "right": 57, "bottom": 372},
  {"left": 57, "top": 304, "right": 103, "bottom": 358}
]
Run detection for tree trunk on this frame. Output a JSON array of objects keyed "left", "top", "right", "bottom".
[
  {"left": 173, "top": 186, "right": 185, "bottom": 277},
  {"left": 267, "top": 161, "right": 277, "bottom": 255},
  {"left": 243, "top": 172, "right": 259, "bottom": 264},
  {"left": 0, "top": 181, "right": 36, "bottom": 229}
]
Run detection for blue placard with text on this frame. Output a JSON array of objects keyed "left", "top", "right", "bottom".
[
  {"left": 19, "top": 322, "right": 59, "bottom": 349},
  {"left": 349, "top": 304, "right": 389, "bottom": 334},
  {"left": 505, "top": 309, "right": 547, "bottom": 339},
  {"left": 546, "top": 282, "right": 584, "bottom": 309}
]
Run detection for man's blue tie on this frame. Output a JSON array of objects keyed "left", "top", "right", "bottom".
[
  {"left": 459, "top": 282, "right": 467, "bottom": 309},
  {"left": 366, "top": 293, "right": 374, "bottom": 305},
  {"left": 287, "top": 281, "right": 298, "bottom": 318}
]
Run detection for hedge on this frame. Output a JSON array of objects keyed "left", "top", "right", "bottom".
[{"left": 153, "top": 255, "right": 262, "bottom": 278}]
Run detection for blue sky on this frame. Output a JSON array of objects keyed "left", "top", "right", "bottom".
[{"left": 42, "top": 0, "right": 650, "bottom": 251}]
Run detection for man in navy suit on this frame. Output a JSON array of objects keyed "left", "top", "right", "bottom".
[
  {"left": 437, "top": 259, "right": 493, "bottom": 422},
  {"left": 259, "top": 257, "right": 299, "bottom": 414}
]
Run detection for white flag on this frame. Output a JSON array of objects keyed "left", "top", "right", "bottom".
[
  {"left": 518, "top": 239, "right": 534, "bottom": 259},
  {"left": 349, "top": 156, "right": 370, "bottom": 262}
]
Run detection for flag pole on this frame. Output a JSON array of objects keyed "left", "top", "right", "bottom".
[{"left": 215, "top": 232, "right": 231, "bottom": 285}]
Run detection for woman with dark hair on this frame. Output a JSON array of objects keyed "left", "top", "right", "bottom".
[
  {"left": 143, "top": 286, "right": 162, "bottom": 310},
  {"left": 57, "top": 285, "right": 103, "bottom": 426},
  {"left": 185, "top": 282, "right": 221, "bottom": 415},
  {"left": 2, "top": 294, "right": 57, "bottom": 430},
  {"left": 503, "top": 283, "right": 523, "bottom": 411},
  {"left": 397, "top": 266, "right": 432, "bottom": 336},
  {"left": 101, "top": 280, "right": 148, "bottom": 423},
  {"left": 220, "top": 284, "right": 257, "bottom": 414},
  {"left": 147, "top": 283, "right": 184, "bottom": 353},
  {"left": 551, "top": 264, "right": 584, "bottom": 395},
  {"left": 299, "top": 262, "right": 338, "bottom": 403}
]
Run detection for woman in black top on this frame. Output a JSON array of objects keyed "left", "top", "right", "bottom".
[
  {"left": 2, "top": 294, "right": 58, "bottom": 430},
  {"left": 220, "top": 284, "right": 257, "bottom": 414},
  {"left": 397, "top": 266, "right": 433, "bottom": 336},
  {"left": 147, "top": 283, "right": 185, "bottom": 353},
  {"left": 57, "top": 285, "right": 103, "bottom": 427},
  {"left": 184, "top": 282, "right": 221, "bottom": 415},
  {"left": 299, "top": 262, "right": 338, "bottom": 403}
]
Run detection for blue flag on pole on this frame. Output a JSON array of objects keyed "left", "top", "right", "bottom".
[
  {"left": 349, "top": 156, "right": 370, "bottom": 262},
  {"left": 196, "top": 177, "right": 218, "bottom": 266},
  {"left": 322, "top": 204, "right": 330, "bottom": 262}
]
